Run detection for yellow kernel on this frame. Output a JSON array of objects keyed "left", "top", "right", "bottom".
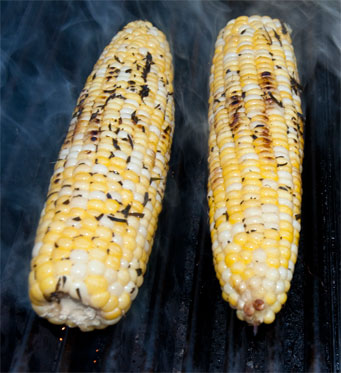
[
  {"left": 264, "top": 229, "right": 280, "bottom": 241},
  {"left": 263, "top": 310, "right": 275, "bottom": 324},
  {"left": 103, "top": 308, "right": 122, "bottom": 320},
  {"left": 265, "top": 292, "right": 277, "bottom": 306},
  {"left": 63, "top": 227, "right": 79, "bottom": 239},
  {"left": 85, "top": 275, "right": 108, "bottom": 294},
  {"left": 121, "top": 189, "right": 133, "bottom": 205},
  {"left": 117, "top": 269, "right": 130, "bottom": 286},
  {"left": 29, "top": 282, "right": 45, "bottom": 304},
  {"left": 43, "top": 231, "right": 60, "bottom": 245},
  {"left": 106, "top": 199, "right": 120, "bottom": 214},
  {"left": 39, "top": 276, "right": 57, "bottom": 295},
  {"left": 82, "top": 217, "right": 98, "bottom": 231},
  {"left": 73, "top": 236, "right": 91, "bottom": 250},
  {"left": 105, "top": 256, "right": 120, "bottom": 270},
  {"left": 88, "top": 199, "right": 106, "bottom": 211},
  {"left": 231, "top": 261, "right": 245, "bottom": 275},
  {"left": 91, "top": 291, "right": 110, "bottom": 308},
  {"left": 278, "top": 293, "right": 287, "bottom": 305},
  {"left": 54, "top": 260, "right": 72, "bottom": 275},
  {"left": 118, "top": 292, "right": 131, "bottom": 311},
  {"left": 227, "top": 292, "right": 239, "bottom": 307},
  {"left": 267, "top": 257, "right": 280, "bottom": 268},
  {"left": 122, "top": 235, "right": 136, "bottom": 251},
  {"left": 233, "top": 232, "right": 248, "bottom": 245},
  {"left": 93, "top": 238, "right": 109, "bottom": 250},
  {"left": 95, "top": 226, "right": 112, "bottom": 241},
  {"left": 36, "top": 262, "right": 53, "bottom": 281},
  {"left": 89, "top": 248, "right": 107, "bottom": 261},
  {"left": 90, "top": 182, "right": 107, "bottom": 193},
  {"left": 52, "top": 249, "right": 71, "bottom": 260},
  {"left": 102, "top": 295, "right": 119, "bottom": 312}
]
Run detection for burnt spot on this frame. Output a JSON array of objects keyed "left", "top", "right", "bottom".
[
  {"left": 129, "top": 212, "right": 145, "bottom": 218},
  {"left": 127, "top": 134, "right": 134, "bottom": 148},
  {"left": 142, "top": 52, "right": 153, "bottom": 81},
  {"left": 120, "top": 204, "right": 131, "bottom": 218},
  {"left": 263, "top": 27, "right": 272, "bottom": 45},
  {"left": 136, "top": 268, "right": 142, "bottom": 276},
  {"left": 131, "top": 111, "right": 138, "bottom": 124},
  {"left": 261, "top": 71, "right": 271, "bottom": 77},
  {"left": 280, "top": 20, "right": 288, "bottom": 34},
  {"left": 73, "top": 217, "right": 81, "bottom": 221},
  {"left": 113, "top": 138, "right": 120, "bottom": 150},
  {"left": 76, "top": 288, "right": 82, "bottom": 301},
  {"left": 273, "top": 29, "right": 282, "bottom": 46},
  {"left": 268, "top": 92, "right": 283, "bottom": 108},
  {"left": 95, "top": 213, "right": 104, "bottom": 221},
  {"left": 290, "top": 76, "right": 303, "bottom": 95},
  {"left": 107, "top": 215, "right": 127, "bottom": 223},
  {"left": 139, "top": 85, "right": 149, "bottom": 99},
  {"left": 143, "top": 192, "right": 149, "bottom": 206},
  {"left": 114, "top": 55, "right": 122, "bottom": 64},
  {"left": 295, "top": 214, "right": 301, "bottom": 220}
]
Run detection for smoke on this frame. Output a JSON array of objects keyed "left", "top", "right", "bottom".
[{"left": 1, "top": 0, "right": 340, "bottom": 370}]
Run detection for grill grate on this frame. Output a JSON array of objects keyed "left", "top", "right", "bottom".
[{"left": 1, "top": 1, "right": 340, "bottom": 372}]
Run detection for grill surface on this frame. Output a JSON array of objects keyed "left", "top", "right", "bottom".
[{"left": 1, "top": 1, "right": 340, "bottom": 372}]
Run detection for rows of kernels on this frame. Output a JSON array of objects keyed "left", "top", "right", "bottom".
[
  {"left": 29, "top": 21, "right": 174, "bottom": 331},
  {"left": 208, "top": 16, "right": 303, "bottom": 325}
]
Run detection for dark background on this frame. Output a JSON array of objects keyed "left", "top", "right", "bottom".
[{"left": 1, "top": 1, "right": 340, "bottom": 372}]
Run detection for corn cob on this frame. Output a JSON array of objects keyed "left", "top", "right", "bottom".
[
  {"left": 208, "top": 15, "right": 304, "bottom": 325},
  {"left": 28, "top": 21, "right": 174, "bottom": 331}
]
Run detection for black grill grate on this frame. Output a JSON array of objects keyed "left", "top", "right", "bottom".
[{"left": 1, "top": 1, "right": 340, "bottom": 372}]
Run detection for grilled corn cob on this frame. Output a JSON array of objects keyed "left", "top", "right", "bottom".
[
  {"left": 208, "top": 16, "right": 304, "bottom": 325},
  {"left": 28, "top": 21, "right": 174, "bottom": 331}
]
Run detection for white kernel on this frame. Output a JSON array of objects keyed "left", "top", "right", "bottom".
[
  {"left": 99, "top": 215, "right": 115, "bottom": 230},
  {"left": 222, "top": 269, "right": 231, "bottom": 282},
  {"left": 70, "top": 249, "right": 88, "bottom": 263},
  {"left": 288, "top": 260, "right": 295, "bottom": 272},
  {"left": 70, "top": 263, "right": 87, "bottom": 279},
  {"left": 89, "top": 191, "right": 106, "bottom": 201},
  {"left": 254, "top": 262, "right": 267, "bottom": 276},
  {"left": 139, "top": 47, "right": 148, "bottom": 56},
  {"left": 218, "top": 230, "right": 232, "bottom": 244},
  {"left": 69, "top": 282, "right": 88, "bottom": 303},
  {"left": 70, "top": 197, "right": 87, "bottom": 209},
  {"left": 231, "top": 222, "right": 244, "bottom": 236},
  {"left": 253, "top": 249, "right": 267, "bottom": 262},
  {"left": 239, "top": 153, "right": 259, "bottom": 162},
  {"left": 32, "top": 242, "right": 42, "bottom": 257},
  {"left": 214, "top": 207, "right": 226, "bottom": 220},
  {"left": 293, "top": 220, "right": 301, "bottom": 231},
  {"left": 263, "top": 278, "right": 274, "bottom": 290},
  {"left": 276, "top": 280, "right": 285, "bottom": 293},
  {"left": 109, "top": 282, "right": 123, "bottom": 296},
  {"left": 226, "top": 183, "right": 242, "bottom": 192},
  {"left": 104, "top": 268, "right": 117, "bottom": 283},
  {"left": 149, "top": 125, "right": 161, "bottom": 137},
  {"left": 262, "top": 179, "right": 278, "bottom": 189},
  {"left": 113, "top": 234, "right": 123, "bottom": 246},
  {"left": 122, "top": 180, "right": 135, "bottom": 192},
  {"left": 88, "top": 260, "right": 105, "bottom": 275},
  {"left": 82, "top": 143, "right": 97, "bottom": 152},
  {"left": 279, "top": 266, "right": 287, "bottom": 280},
  {"left": 267, "top": 268, "right": 279, "bottom": 281},
  {"left": 120, "top": 259, "right": 129, "bottom": 268},
  {"left": 59, "top": 149, "right": 69, "bottom": 159},
  {"left": 262, "top": 204, "right": 278, "bottom": 213},
  {"left": 114, "top": 151, "right": 128, "bottom": 160},
  {"left": 279, "top": 212, "right": 292, "bottom": 222},
  {"left": 65, "top": 158, "right": 77, "bottom": 168},
  {"left": 92, "top": 164, "right": 108, "bottom": 175}
]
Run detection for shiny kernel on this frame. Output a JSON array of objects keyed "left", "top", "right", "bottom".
[
  {"left": 29, "top": 283, "right": 45, "bottom": 304},
  {"left": 278, "top": 293, "right": 287, "bottom": 305},
  {"left": 265, "top": 292, "right": 277, "bottom": 306},
  {"left": 106, "top": 199, "right": 120, "bottom": 214},
  {"left": 123, "top": 235, "right": 136, "bottom": 251},
  {"left": 39, "top": 276, "right": 57, "bottom": 295},
  {"left": 102, "top": 294, "right": 119, "bottom": 312},
  {"left": 52, "top": 249, "right": 71, "bottom": 260},
  {"left": 82, "top": 217, "right": 98, "bottom": 230},
  {"left": 85, "top": 275, "right": 108, "bottom": 294},
  {"left": 233, "top": 232, "right": 248, "bottom": 245},
  {"left": 88, "top": 199, "right": 106, "bottom": 211},
  {"left": 103, "top": 308, "right": 122, "bottom": 321},
  {"left": 93, "top": 238, "right": 109, "bottom": 250},
  {"left": 267, "top": 257, "right": 280, "bottom": 268},
  {"left": 36, "top": 262, "right": 53, "bottom": 281},
  {"left": 121, "top": 189, "right": 133, "bottom": 205},
  {"left": 54, "top": 260, "right": 72, "bottom": 275},
  {"left": 62, "top": 227, "right": 79, "bottom": 238},
  {"left": 106, "top": 256, "right": 120, "bottom": 270},
  {"left": 73, "top": 236, "right": 92, "bottom": 250},
  {"left": 118, "top": 292, "right": 131, "bottom": 311},
  {"left": 95, "top": 226, "right": 112, "bottom": 241},
  {"left": 91, "top": 291, "right": 110, "bottom": 308},
  {"left": 231, "top": 261, "right": 245, "bottom": 275}
]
